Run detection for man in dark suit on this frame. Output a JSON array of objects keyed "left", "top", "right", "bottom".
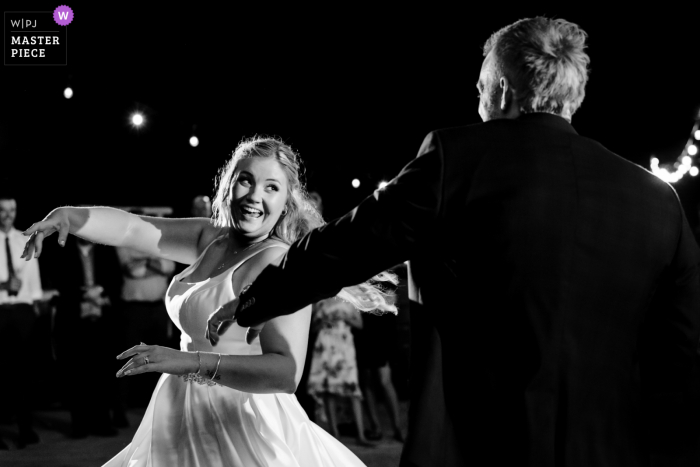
[{"left": 210, "top": 17, "right": 700, "bottom": 466}]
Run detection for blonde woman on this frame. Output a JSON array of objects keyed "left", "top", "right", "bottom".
[{"left": 23, "top": 137, "right": 394, "bottom": 467}]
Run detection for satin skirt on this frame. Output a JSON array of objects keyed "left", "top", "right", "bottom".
[{"left": 103, "top": 373, "right": 366, "bottom": 467}]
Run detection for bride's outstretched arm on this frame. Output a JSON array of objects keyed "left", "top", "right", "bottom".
[{"left": 21, "top": 206, "right": 219, "bottom": 265}]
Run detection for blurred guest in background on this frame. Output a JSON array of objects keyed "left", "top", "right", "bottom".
[
  {"left": 115, "top": 209, "right": 176, "bottom": 410},
  {"left": 46, "top": 235, "right": 124, "bottom": 438},
  {"left": 190, "top": 195, "right": 212, "bottom": 218},
  {"left": 307, "top": 297, "right": 375, "bottom": 446},
  {"left": 354, "top": 312, "right": 404, "bottom": 443},
  {"left": 0, "top": 192, "right": 43, "bottom": 449}
]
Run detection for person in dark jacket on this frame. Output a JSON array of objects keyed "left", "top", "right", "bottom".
[
  {"left": 208, "top": 17, "right": 700, "bottom": 467},
  {"left": 46, "top": 235, "right": 124, "bottom": 438}
]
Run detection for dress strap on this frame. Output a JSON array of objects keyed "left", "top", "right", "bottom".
[{"left": 227, "top": 238, "right": 289, "bottom": 274}]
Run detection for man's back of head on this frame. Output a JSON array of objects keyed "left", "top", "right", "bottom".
[{"left": 479, "top": 17, "right": 590, "bottom": 122}]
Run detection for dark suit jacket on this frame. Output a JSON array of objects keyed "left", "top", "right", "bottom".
[
  {"left": 237, "top": 113, "right": 700, "bottom": 466},
  {"left": 42, "top": 236, "right": 123, "bottom": 360},
  {"left": 45, "top": 237, "right": 123, "bottom": 317}
]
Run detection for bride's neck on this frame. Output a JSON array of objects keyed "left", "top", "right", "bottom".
[{"left": 228, "top": 230, "right": 268, "bottom": 251}]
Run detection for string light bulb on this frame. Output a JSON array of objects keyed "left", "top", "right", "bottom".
[
  {"left": 650, "top": 121, "right": 700, "bottom": 183},
  {"left": 131, "top": 112, "right": 144, "bottom": 127}
]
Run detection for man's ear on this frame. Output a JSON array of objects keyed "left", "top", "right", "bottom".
[
  {"left": 499, "top": 76, "right": 521, "bottom": 118},
  {"left": 499, "top": 77, "right": 512, "bottom": 111}
]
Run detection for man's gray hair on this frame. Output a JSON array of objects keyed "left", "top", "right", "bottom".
[{"left": 483, "top": 17, "right": 590, "bottom": 118}]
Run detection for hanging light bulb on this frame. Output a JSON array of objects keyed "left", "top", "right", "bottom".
[{"left": 131, "top": 112, "right": 144, "bottom": 126}]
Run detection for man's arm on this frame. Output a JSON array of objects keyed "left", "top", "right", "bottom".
[{"left": 236, "top": 131, "right": 445, "bottom": 327}]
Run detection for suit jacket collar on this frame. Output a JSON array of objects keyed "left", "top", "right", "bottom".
[{"left": 517, "top": 112, "right": 578, "bottom": 135}]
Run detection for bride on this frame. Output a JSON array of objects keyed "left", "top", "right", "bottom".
[{"left": 22, "top": 136, "right": 396, "bottom": 467}]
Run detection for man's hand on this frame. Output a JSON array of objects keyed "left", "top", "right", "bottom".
[
  {"left": 245, "top": 323, "right": 266, "bottom": 345},
  {"left": 205, "top": 298, "right": 266, "bottom": 346},
  {"left": 206, "top": 298, "right": 240, "bottom": 346}
]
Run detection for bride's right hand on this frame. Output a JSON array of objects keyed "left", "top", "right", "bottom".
[{"left": 21, "top": 208, "right": 71, "bottom": 260}]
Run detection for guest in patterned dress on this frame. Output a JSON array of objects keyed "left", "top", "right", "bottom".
[{"left": 307, "top": 297, "right": 374, "bottom": 446}]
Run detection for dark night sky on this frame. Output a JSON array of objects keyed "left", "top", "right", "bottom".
[{"left": 4, "top": 4, "right": 700, "bottom": 227}]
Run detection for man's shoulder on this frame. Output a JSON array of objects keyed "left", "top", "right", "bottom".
[
  {"left": 572, "top": 134, "right": 676, "bottom": 196},
  {"left": 429, "top": 118, "right": 537, "bottom": 146}
]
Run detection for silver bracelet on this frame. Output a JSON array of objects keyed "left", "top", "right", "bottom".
[
  {"left": 211, "top": 353, "right": 222, "bottom": 382},
  {"left": 181, "top": 351, "right": 218, "bottom": 386}
]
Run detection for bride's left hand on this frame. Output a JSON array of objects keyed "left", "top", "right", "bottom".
[{"left": 116, "top": 343, "right": 198, "bottom": 378}]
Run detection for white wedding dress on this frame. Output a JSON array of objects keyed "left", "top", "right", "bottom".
[{"left": 103, "top": 240, "right": 366, "bottom": 466}]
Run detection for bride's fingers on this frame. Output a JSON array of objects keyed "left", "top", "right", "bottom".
[
  {"left": 120, "top": 360, "right": 159, "bottom": 377},
  {"left": 22, "top": 222, "right": 43, "bottom": 237},
  {"left": 117, "top": 358, "right": 136, "bottom": 376},
  {"left": 21, "top": 236, "right": 36, "bottom": 260},
  {"left": 116, "top": 344, "right": 150, "bottom": 360},
  {"left": 33, "top": 231, "right": 46, "bottom": 259},
  {"left": 56, "top": 222, "right": 70, "bottom": 247},
  {"left": 116, "top": 350, "right": 152, "bottom": 377}
]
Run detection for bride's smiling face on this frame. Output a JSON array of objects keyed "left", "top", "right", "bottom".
[{"left": 230, "top": 157, "right": 289, "bottom": 239}]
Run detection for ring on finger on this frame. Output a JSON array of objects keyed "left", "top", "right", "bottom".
[{"left": 143, "top": 356, "right": 150, "bottom": 365}]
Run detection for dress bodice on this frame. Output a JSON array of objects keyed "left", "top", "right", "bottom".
[
  {"left": 106, "top": 238, "right": 367, "bottom": 467},
  {"left": 165, "top": 239, "right": 288, "bottom": 356}
]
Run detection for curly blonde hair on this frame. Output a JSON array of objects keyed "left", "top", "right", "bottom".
[
  {"left": 212, "top": 136, "right": 323, "bottom": 244},
  {"left": 483, "top": 17, "right": 590, "bottom": 119},
  {"left": 212, "top": 136, "right": 397, "bottom": 314}
]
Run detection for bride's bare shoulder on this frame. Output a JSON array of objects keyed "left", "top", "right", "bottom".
[
  {"left": 231, "top": 242, "right": 288, "bottom": 294},
  {"left": 197, "top": 224, "right": 228, "bottom": 256}
]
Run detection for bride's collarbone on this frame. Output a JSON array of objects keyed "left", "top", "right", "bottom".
[{"left": 185, "top": 240, "right": 259, "bottom": 283}]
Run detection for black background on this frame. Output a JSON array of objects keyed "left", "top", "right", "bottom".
[{"left": 4, "top": 3, "right": 700, "bottom": 228}]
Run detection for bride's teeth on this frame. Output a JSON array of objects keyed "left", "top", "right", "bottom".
[{"left": 242, "top": 206, "right": 262, "bottom": 217}]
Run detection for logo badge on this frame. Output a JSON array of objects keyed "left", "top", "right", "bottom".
[{"left": 53, "top": 5, "right": 74, "bottom": 26}]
